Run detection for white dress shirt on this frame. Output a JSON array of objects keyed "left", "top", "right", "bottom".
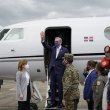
[
  {"left": 25, "top": 72, "right": 30, "bottom": 85},
  {"left": 56, "top": 46, "right": 61, "bottom": 58},
  {"left": 108, "top": 70, "right": 110, "bottom": 78},
  {"left": 85, "top": 69, "right": 94, "bottom": 81},
  {"left": 42, "top": 40, "right": 61, "bottom": 58}
]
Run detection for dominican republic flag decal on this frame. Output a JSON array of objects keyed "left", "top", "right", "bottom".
[{"left": 84, "top": 37, "right": 93, "bottom": 42}]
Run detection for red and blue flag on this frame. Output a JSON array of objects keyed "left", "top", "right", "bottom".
[{"left": 84, "top": 36, "right": 93, "bottom": 42}]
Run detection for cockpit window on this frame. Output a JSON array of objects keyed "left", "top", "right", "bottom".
[
  {"left": 0, "top": 29, "right": 10, "bottom": 40},
  {"left": 5, "top": 28, "right": 24, "bottom": 40}
]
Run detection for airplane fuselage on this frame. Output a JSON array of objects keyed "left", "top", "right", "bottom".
[{"left": 0, "top": 17, "right": 110, "bottom": 82}]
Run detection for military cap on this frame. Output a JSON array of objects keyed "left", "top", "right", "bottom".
[
  {"left": 104, "top": 46, "right": 110, "bottom": 53},
  {"left": 62, "top": 53, "right": 74, "bottom": 60}
]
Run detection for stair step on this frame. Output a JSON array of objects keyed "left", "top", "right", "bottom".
[
  {"left": 48, "top": 89, "right": 59, "bottom": 97},
  {"left": 45, "top": 106, "right": 66, "bottom": 110},
  {"left": 50, "top": 86, "right": 59, "bottom": 90},
  {"left": 47, "top": 97, "right": 60, "bottom": 101},
  {"left": 47, "top": 97, "right": 61, "bottom": 105},
  {"left": 48, "top": 89, "right": 59, "bottom": 92}
]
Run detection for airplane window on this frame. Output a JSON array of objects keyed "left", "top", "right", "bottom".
[
  {"left": 0, "top": 29, "right": 10, "bottom": 40},
  {"left": 104, "top": 27, "right": 110, "bottom": 40},
  {"left": 5, "top": 28, "right": 23, "bottom": 40}
]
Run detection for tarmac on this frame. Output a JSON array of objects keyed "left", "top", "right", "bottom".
[{"left": 0, "top": 80, "right": 88, "bottom": 110}]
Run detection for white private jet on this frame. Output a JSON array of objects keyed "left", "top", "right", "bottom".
[{"left": 0, "top": 17, "right": 110, "bottom": 109}]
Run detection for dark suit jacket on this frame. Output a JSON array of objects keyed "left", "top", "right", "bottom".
[
  {"left": 42, "top": 42, "right": 69, "bottom": 74},
  {"left": 83, "top": 70, "right": 98, "bottom": 101}
]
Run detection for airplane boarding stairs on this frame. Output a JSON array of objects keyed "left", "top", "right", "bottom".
[{"left": 45, "top": 66, "right": 65, "bottom": 110}]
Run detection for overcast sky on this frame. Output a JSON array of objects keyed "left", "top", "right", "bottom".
[{"left": 0, "top": 0, "right": 110, "bottom": 28}]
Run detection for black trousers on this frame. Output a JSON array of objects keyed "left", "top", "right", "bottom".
[
  {"left": 88, "top": 101, "right": 94, "bottom": 110},
  {"left": 51, "top": 67, "right": 63, "bottom": 104},
  {"left": 18, "top": 84, "right": 31, "bottom": 110},
  {"left": 97, "top": 107, "right": 102, "bottom": 110}
]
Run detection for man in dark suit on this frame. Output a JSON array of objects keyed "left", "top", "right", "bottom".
[
  {"left": 83, "top": 60, "right": 98, "bottom": 110},
  {"left": 40, "top": 31, "right": 69, "bottom": 108}
]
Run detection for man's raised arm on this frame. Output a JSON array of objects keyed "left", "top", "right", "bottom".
[{"left": 40, "top": 31, "right": 52, "bottom": 52}]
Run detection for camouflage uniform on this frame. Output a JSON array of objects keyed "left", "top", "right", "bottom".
[{"left": 62, "top": 54, "right": 80, "bottom": 110}]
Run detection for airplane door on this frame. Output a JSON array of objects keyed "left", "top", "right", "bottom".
[{"left": 44, "top": 27, "right": 71, "bottom": 75}]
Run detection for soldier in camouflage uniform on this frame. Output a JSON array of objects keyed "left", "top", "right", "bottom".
[
  {"left": 62, "top": 53, "right": 80, "bottom": 110},
  {"left": 92, "top": 62, "right": 108, "bottom": 110}
]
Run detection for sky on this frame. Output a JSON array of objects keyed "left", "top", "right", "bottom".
[{"left": 0, "top": 0, "right": 110, "bottom": 28}]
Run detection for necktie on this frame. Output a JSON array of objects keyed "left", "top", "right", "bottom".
[{"left": 107, "top": 78, "right": 110, "bottom": 110}]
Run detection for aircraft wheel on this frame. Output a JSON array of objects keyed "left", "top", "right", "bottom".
[{"left": 30, "top": 103, "right": 38, "bottom": 110}]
